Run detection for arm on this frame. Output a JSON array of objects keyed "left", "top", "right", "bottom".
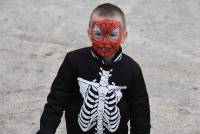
[
  {"left": 127, "top": 65, "right": 151, "bottom": 134},
  {"left": 37, "top": 53, "right": 74, "bottom": 134}
]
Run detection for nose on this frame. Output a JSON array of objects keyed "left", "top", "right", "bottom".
[{"left": 102, "top": 36, "right": 110, "bottom": 46}]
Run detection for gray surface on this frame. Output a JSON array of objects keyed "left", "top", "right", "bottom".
[{"left": 0, "top": 0, "right": 200, "bottom": 134}]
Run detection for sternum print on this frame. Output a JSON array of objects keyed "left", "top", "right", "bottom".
[{"left": 96, "top": 86, "right": 108, "bottom": 134}]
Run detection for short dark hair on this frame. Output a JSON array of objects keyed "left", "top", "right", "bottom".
[{"left": 89, "top": 3, "right": 126, "bottom": 29}]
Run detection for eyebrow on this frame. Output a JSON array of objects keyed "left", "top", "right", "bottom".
[
  {"left": 93, "top": 25, "right": 101, "bottom": 31},
  {"left": 111, "top": 27, "right": 120, "bottom": 32},
  {"left": 93, "top": 29, "right": 101, "bottom": 32}
]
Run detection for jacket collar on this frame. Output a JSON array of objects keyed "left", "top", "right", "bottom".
[{"left": 90, "top": 46, "right": 123, "bottom": 65}]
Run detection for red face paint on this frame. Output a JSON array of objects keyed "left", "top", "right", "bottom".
[{"left": 89, "top": 19, "right": 125, "bottom": 58}]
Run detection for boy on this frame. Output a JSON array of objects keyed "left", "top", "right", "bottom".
[{"left": 37, "top": 3, "right": 151, "bottom": 134}]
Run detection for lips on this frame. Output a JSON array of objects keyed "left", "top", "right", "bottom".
[{"left": 99, "top": 47, "right": 112, "bottom": 51}]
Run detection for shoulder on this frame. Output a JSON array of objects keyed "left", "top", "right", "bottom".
[
  {"left": 62, "top": 46, "right": 91, "bottom": 67},
  {"left": 67, "top": 46, "right": 90, "bottom": 57},
  {"left": 64, "top": 46, "right": 91, "bottom": 61},
  {"left": 122, "top": 53, "right": 143, "bottom": 77},
  {"left": 122, "top": 53, "right": 141, "bottom": 69}
]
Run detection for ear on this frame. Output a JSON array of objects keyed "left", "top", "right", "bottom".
[
  {"left": 121, "top": 31, "right": 128, "bottom": 44},
  {"left": 87, "top": 29, "right": 92, "bottom": 41}
]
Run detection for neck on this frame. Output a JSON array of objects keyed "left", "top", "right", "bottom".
[{"left": 103, "top": 53, "right": 115, "bottom": 62}]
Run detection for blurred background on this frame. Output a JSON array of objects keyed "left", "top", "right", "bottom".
[{"left": 0, "top": 0, "right": 199, "bottom": 134}]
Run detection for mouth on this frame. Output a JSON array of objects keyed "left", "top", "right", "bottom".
[{"left": 99, "top": 47, "right": 112, "bottom": 51}]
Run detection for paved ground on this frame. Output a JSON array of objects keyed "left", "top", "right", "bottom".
[{"left": 0, "top": 0, "right": 200, "bottom": 134}]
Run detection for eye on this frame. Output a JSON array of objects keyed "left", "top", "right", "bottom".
[
  {"left": 93, "top": 25, "right": 102, "bottom": 37},
  {"left": 109, "top": 27, "right": 120, "bottom": 39},
  {"left": 94, "top": 31, "right": 102, "bottom": 36},
  {"left": 110, "top": 33, "right": 118, "bottom": 37}
]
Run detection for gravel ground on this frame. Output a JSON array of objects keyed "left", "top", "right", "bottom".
[{"left": 0, "top": 0, "right": 200, "bottom": 134}]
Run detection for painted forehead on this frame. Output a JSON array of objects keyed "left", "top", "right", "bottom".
[{"left": 91, "top": 19, "right": 122, "bottom": 28}]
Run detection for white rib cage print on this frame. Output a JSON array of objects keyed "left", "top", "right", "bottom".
[{"left": 77, "top": 67, "right": 127, "bottom": 134}]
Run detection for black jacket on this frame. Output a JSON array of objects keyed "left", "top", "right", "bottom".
[{"left": 37, "top": 46, "right": 151, "bottom": 134}]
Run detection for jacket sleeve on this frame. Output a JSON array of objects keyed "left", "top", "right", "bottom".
[
  {"left": 127, "top": 64, "right": 151, "bottom": 134},
  {"left": 37, "top": 53, "right": 74, "bottom": 134}
]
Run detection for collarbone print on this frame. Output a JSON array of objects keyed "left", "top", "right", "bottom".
[{"left": 77, "top": 67, "right": 127, "bottom": 134}]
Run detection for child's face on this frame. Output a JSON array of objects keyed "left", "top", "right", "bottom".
[{"left": 88, "top": 15, "right": 127, "bottom": 58}]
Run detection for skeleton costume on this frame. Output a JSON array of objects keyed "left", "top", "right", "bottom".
[{"left": 37, "top": 46, "right": 151, "bottom": 134}]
